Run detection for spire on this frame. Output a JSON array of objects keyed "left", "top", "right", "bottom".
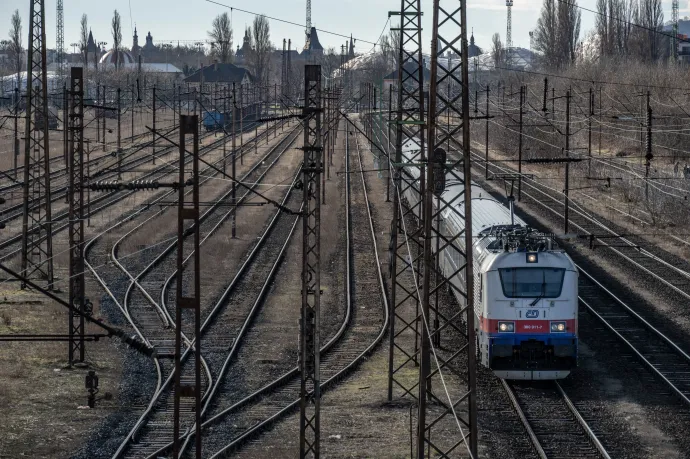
[
  {"left": 470, "top": 28, "right": 475, "bottom": 46},
  {"left": 349, "top": 33, "right": 355, "bottom": 58}
]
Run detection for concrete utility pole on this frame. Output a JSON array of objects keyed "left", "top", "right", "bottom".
[{"left": 21, "top": 0, "right": 54, "bottom": 288}]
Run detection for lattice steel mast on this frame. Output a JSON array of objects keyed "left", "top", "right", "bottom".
[
  {"left": 21, "top": 0, "right": 54, "bottom": 287},
  {"left": 56, "top": 0, "right": 65, "bottom": 82},
  {"left": 68, "top": 67, "right": 85, "bottom": 365},
  {"left": 299, "top": 64, "right": 322, "bottom": 458},
  {"left": 506, "top": 0, "right": 513, "bottom": 48},
  {"left": 672, "top": 0, "right": 679, "bottom": 61},
  {"left": 419, "top": 0, "right": 477, "bottom": 455},
  {"left": 387, "top": 0, "right": 426, "bottom": 402}
]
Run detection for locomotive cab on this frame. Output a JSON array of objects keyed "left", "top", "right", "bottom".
[{"left": 475, "top": 228, "right": 578, "bottom": 380}]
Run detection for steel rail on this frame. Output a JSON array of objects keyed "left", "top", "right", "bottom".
[
  {"left": 470, "top": 149, "right": 690, "bottom": 302},
  {"left": 0, "top": 119, "right": 270, "bottom": 258},
  {"left": 502, "top": 380, "right": 610, "bottom": 459},
  {"left": 205, "top": 121, "right": 389, "bottom": 458},
  {"left": 112, "top": 126, "right": 301, "bottom": 458},
  {"left": 84, "top": 120, "right": 279, "bottom": 455},
  {"left": 175, "top": 169, "right": 303, "bottom": 458}
]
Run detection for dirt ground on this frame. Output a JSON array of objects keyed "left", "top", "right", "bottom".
[
  {"left": 233, "top": 118, "right": 430, "bottom": 458},
  {"left": 0, "top": 117, "right": 288, "bottom": 459},
  {"left": 0, "top": 286, "right": 122, "bottom": 459}
]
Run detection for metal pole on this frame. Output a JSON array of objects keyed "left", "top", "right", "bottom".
[
  {"left": 21, "top": 0, "right": 54, "bottom": 288},
  {"left": 14, "top": 87, "right": 19, "bottom": 180},
  {"left": 564, "top": 89, "right": 570, "bottom": 234},
  {"left": 152, "top": 85, "right": 156, "bottom": 164},
  {"left": 96, "top": 84, "right": 100, "bottom": 151},
  {"left": 518, "top": 85, "right": 524, "bottom": 201},
  {"left": 131, "top": 84, "right": 134, "bottom": 141},
  {"left": 646, "top": 91, "right": 652, "bottom": 200},
  {"left": 588, "top": 87, "right": 592, "bottom": 177},
  {"left": 117, "top": 87, "right": 121, "bottom": 179},
  {"left": 485, "top": 84, "right": 490, "bottom": 180},
  {"left": 599, "top": 87, "right": 602, "bottom": 155},
  {"left": 223, "top": 84, "right": 227, "bottom": 173},
  {"left": 387, "top": 83, "right": 392, "bottom": 202},
  {"left": 232, "top": 82, "right": 237, "bottom": 239},
  {"left": 300, "top": 64, "right": 322, "bottom": 458},
  {"left": 172, "top": 114, "right": 202, "bottom": 459},
  {"left": 68, "top": 66, "right": 85, "bottom": 365},
  {"left": 63, "top": 84, "right": 68, "bottom": 170},
  {"left": 102, "top": 86, "right": 106, "bottom": 152}
]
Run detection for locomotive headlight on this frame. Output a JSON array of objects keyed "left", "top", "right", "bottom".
[
  {"left": 550, "top": 321, "right": 566, "bottom": 332},
  {"left": 498, "top": 321, "right": 515, "bottom": 332},
  {"left": 526, "top": 253, "right": 538, "bottom": 263}
]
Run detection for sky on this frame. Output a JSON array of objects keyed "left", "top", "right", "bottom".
[{"left": 1, "top": 0, "right": 687, "bottom": 58}]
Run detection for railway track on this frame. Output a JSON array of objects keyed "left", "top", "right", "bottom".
[
  {"left": 577, "top": 265, "right": 690, "bottom": 406},
  {"left": 502, "top": 380, "right": 610, "bottom": 459},
  {"left": 104, "top": 127, "right": 302, "bottom": 458},
  {"left": 0, "top": 122, "right": 175, "bottom": 196},
  {"left": 0, "top": 119, "right": 276, "bottom": 263},
  {"left": 145, "top": 123, "right": 390, "bottom": 458},
  {"left": 0, "top": 118, "right": 268, "bottom": 244},
  {"left": 469, "top": 148, "right": 690, "bottom": 304}
]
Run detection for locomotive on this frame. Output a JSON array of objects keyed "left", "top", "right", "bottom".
[{"left": 398, "top": 140, "right": 578, "bottom": 380}]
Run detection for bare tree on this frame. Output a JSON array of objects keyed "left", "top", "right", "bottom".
[
  {"left": 111, "top": 10, "right": 122, "bottom": 70},
  {"left": 80, "top": 14, "right": 88, "bottom": 66},
  {"left": 8, "top": 10, "right": 22, "bottom": 90},
  {"left": 639, "top": 0, "right": 664, "bottom": 62},
  {"left": 381, "top": 26, "right": 401, "bottom": 72},
  {"left": 557, "top": 0, "right": 580, "bottom": 65},
  {"left": 534, "top": 0, "right": 580, "bottom": 68},
  {"left": 595, "top": 0, "right": 609, "bottom": 55},
  {"left": 491, "top": 33, "right": 504, "bottom": 68},
  {"left": 208, "top": 12, "right": 233, "bottom": 63},
  {"left": 249, "top": 15, "right": 271, "bottom": 106},
  {"left": 534, "top": 0, "right": 558, "bottom": 68}
]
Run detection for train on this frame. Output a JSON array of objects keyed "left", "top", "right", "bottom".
[
  {"left": 202, "top": 103, "right": 262, "bottom": 131},
  {"left": 399, "top": 139, "right": 578, "bottom": 380}
]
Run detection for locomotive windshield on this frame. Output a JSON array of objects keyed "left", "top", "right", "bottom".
[{"left": 498, "top": 268, "right": 565, "bottom": 298}]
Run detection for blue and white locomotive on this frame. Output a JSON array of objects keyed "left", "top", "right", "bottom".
[{"left": 399, "top": 140, "right": 578, "bottom": 380}]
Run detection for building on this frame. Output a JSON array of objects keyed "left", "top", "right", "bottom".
[
  {"left": 183, "top": 62, "right": 253, "bottom": 86},
  {"left": 131, "top": 26, "right": 141, "bottom": 58},
  {"left": 302, "top": 27, "right": 324, "bottom": 58},
  {"left": 235, "top": 28, "right": 252, "bottom": 65},
  {"left": 86, "top": 30, "right": 103, "bottom": 68},
  {"left": 382, "top": 61, "right": 432, "bottom": 93},
  {"left": 468, "top": 31, "right": 482, "bottom": 58},
  {"left": 99, "top": 49, "right": 136, "bottom": 68}
]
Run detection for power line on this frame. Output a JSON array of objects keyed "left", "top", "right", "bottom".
[{"left": 492, "top": 65, "right": 690, "bottom": 91}]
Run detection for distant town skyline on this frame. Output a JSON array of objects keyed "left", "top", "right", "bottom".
[{"left": 2, "top": 0, "right": 687, "bottom": 58}]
